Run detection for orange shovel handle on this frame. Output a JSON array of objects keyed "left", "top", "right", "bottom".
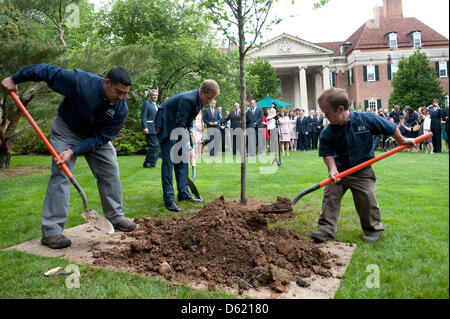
[
  {"left": 9, "top": 91, "right": 73, "bottom": 179},
  {"left": 319, "top": 132, "right": 433, "bottom": 188}
]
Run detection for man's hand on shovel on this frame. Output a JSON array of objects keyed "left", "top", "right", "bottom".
[
  {"left": 1, "top": 76, "right": 18, "bottom": 94},
  {"left": 56, "top": 149, "right": 74, "bottom": 166}
]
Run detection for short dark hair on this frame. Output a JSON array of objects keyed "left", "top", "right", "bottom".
[
  {"left": 318, "top": 87, "right": 349, "bottom": 112},
  {"left": 106, "top": 67, "right": 132, "bottom": 86}
]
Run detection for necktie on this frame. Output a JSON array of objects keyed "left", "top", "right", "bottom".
[{"left": 235, "top": 110, "right": 238, "bottom": 117}]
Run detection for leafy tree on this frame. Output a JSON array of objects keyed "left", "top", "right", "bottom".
[
  {"left": 246, "top": 57, "right": 280, "bottom": 101},
  {"left": 390, "top": 50, "right": 445, "bottom": 109},
  {"left": 0, "top": 2, "right": 61, "bottom": 168}
]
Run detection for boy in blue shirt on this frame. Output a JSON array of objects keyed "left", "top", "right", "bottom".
[
  {"left": 1, "top": 64, "right": 136, "bottom": 249},
  {"left": 312, "top": 88, "right": 415, "bottom": 243}
]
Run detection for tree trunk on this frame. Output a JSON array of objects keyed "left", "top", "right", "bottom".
[
  {"left": 238, "top": 0, "right": 247, "bottom": 206},
  {"left": 0, "top": 149, "right": 11, "bottom": 169}
]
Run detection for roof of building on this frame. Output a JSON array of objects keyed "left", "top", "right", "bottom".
[{"left": 315, "top": 17, "right": 449, "bottom": 56}]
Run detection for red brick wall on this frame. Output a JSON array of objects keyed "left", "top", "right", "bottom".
[{"left": 338, "top": 61, "right": 449, "bottom": 110}]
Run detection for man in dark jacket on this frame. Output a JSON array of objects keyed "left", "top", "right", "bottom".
[
  {"left": 1, "top": 64, "right": 137, "bottom": 249},
  {"left": 155, "top": 80, "right": 219, "bottom": 212},
  {"left": 429, "top": 98, "right": 443, "bottom": 153},
  {"left": 141, "top": 89, "right": 160, "bottom": 168},
  {"left": 202, "top": 99, "right": 220, "bottom": 156},
  {"left": 296, "top": 109, "right": 311, "bottom": 151}
]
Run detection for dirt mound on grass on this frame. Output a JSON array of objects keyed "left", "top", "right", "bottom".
[{"left": 92, "top": 196, "right": 333, "bottom": 294}]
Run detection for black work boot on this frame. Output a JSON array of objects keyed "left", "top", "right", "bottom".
[
  {"left": 310, "top": 229, "right": 334, "bottom": 243},
  {"left": 41, "top": 234, "right": 72, "bottom": 249},
  {"left": 113, "top": 219, "right": 137, "bottom": 232}
]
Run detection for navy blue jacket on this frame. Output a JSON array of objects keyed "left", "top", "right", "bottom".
[
  {"left": 12, "top": 64, "right": 128, "bottom": 155},
  {"left": 141, "top": 100, "right": 158, "bottom": 134},
  {"left": 296, "top": 115, "right": 311, "bottom": 134},
  {"left": 319, "top": 112, "right": 397, "bottom": 171},
  {"left": 203, "top": 107, "right": 220, "bottom": 128},
  {"left": 155, "top": 89, "right": 202, "bottom": 143},
  {"left": 250, "top": 107, "right": 264, "bottom": 128}
]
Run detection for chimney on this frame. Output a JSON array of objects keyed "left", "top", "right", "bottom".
[
  {"left": 373, "top": 5, "right": 383, "bottom": 21},
  {"left": 383, "top": 0, "right": 403, "bottom": 18}
]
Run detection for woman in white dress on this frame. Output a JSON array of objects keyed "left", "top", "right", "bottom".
[
  {"left": 288, "top": 111, "right": 297, "bottom": 152},
  {"left": 193, "top": 110, "right": 204, "bottom": 159}
]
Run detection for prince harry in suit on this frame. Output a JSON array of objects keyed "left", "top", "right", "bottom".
[{"left": 155, "top": 80, "right": 220, "bottom": 212}]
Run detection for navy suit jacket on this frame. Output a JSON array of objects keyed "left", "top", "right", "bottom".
[
  {"left": 296, "top": 116, "right": 311, "bottom": 134},
  {"left": 203, "top": 107, "right": 220, "bottom": 128},
  {"left": 141, "top": 100, "right": 159, "bottom": 134},
  {"left": 155, "top": 89, "right": 202, "bottom": 143},
  {"left": 251, "top": 107, "right": 264, "bottom": 128},
  {"left": 246, "top": 109, "right": 254, "bottom": 129},
  {"left": 429, "top": 107, "right": 443, "bottom": 129}
]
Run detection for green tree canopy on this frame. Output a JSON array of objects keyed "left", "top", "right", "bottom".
[
  {"left": 246, "top": 57, "right": 280, "bottom": 101},
  {"left": 390, "top": 50, "right": 445, "bottom": 109}
]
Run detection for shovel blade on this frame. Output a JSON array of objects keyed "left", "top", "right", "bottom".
[
  {"left": 187, "top": 177, "right": 201, "bottom": 200},
  {"left": 80, "top": 209, "right": 115, "bottom": 234}
]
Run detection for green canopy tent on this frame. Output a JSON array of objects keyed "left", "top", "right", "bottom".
[{"left": 256, "top": 96, "right": 293, "bottom": 108}]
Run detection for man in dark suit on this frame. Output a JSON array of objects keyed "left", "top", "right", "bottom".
[
  {"left": 218, "top": 106, "right": 226, "bottom": 152},
  {"left": 245, "top": 104, "right": 255, "bottom": 156},
  {"left": 296, "top": 109, "right": 311, "bottom": 151},
  {"left": 203, "top": 99, "right": 220, "bottom": 156},
  {"left": 429, "top": 98, "right": 443, "bottom": 153},
  {"left": 221, "top": 103, "right": 241, "bottom": 155},
  {"left": 309, "top": 110, "right": 321, "bottom": 150},
  {"left": 155, "top": 80, "right": 220, "bottom": 212},
  {"left": 249, "top": 99, "right": 264, "bottom": 155},
  {"left": 141, "top": 89, "right": 160, "bottom": 168}
]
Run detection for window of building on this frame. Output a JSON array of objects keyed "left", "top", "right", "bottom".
[
  {"left": 412, "top": 31, "right": 422, "bottom": 47},
  {"left": 391, "top": 64, "right": 399, "bottom": 79},
  {"left": 367, "top": 65, "right": 376, "bottom": 82},
  {"left": 387, "top": 32, "right": 397, "bottom": 48},
  {"left": 439, "top": 61, "right": 448, "bottom": 78},
  {"left": 368, "top": 99, "right": 377, "bottom": 111},
  {"left": 348, "top": 68, "right": 353, "bottom": 85},
  {"left": 329, "top": 72, "right": 336, "bottom": 87},
  {"left": 445, "top": 96, "right": 449, "bottom": 107}
]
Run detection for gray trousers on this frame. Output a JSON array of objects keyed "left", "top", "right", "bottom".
[
  {"left": 317, "top": 166, "right": 384, "bottom": 237},
  {"left": 41, "top": 115, "right": 125, "bottom": 237}
]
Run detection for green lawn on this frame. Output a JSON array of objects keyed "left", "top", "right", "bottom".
[{"left": 0, "top": 149, "right": 448, "bottom": 299}]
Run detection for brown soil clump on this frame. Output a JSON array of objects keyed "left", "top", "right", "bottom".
[
  {"left": 258, "top": 196, "right": 293, "bottom": 213},
  {"left": 92, "top": 195, "right": 332, "bottom": 294}
]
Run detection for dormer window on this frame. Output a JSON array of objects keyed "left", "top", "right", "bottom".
[
  {"left": 412, "top": 31, "right": 421, "bottom": 47},
  {"left": 387, "top": 32, "right": 397, "bottom": 48},
  {"left": 339, "top": 42, "right": 352, "bottom": 56}
]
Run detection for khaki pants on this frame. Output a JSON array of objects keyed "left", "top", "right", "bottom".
[{"left": 317, "top": 166, "right": 384, "bottom": 237}]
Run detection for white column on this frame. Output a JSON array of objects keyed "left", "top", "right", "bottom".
[
  {"left": 322, "top": 66, "right": 330, "bottom": 91},
  {"left": 293, "top": 70, "right": 300, "bottom": 108},
  {"left": 314, "top": 72, "right": 323, "bottom": 111},
  {"left": 299, "top": 66, "right": 308, "bottom": 110}
]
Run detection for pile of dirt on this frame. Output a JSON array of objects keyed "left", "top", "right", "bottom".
[{"left": 92, "top": 196, "right": 334, "bottom": 294}]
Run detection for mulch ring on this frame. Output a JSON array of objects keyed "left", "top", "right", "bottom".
[{"left": 92, "top": 195, "right": 339, "bottom": 295}]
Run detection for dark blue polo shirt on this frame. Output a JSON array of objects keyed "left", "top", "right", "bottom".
[
  {"left": 319, "top": 111, "right": 397, "bottom": 171},
  {"left": 12, "top": 64, "right": 128, "bottom": 155}
]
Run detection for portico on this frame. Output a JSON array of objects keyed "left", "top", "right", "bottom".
[{"left": 248, "top": 33, "right": 335, "bottom": 111}]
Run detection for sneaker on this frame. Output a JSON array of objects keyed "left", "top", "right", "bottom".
[
  {"left": 41, "top": 234, "right": 72, "bottom": 249},
  {"left": 113, "top": 219, "right": 137, "bottom": 232},
  {"left": 362, "top": 233, "right": 382, "bottom": 243},
  {"left": 310, "top": 229, "right": 334, "bottom": 243}
]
